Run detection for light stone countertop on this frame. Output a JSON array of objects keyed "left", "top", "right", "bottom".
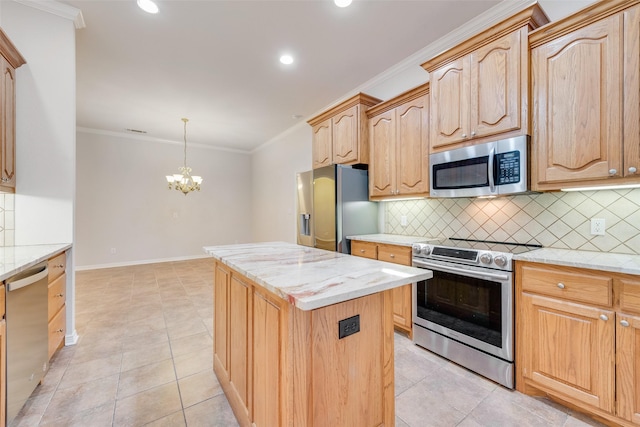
[
  {"left": 203, "top": 242, "right": 433, "bottom": 311},
  {"left": 0, "top": 243, "right": 72, "bottom": 281},
  {"left": 514, "top": 248, "right": 640, "bottom": 276},
  {"left": 347, "top": 234, "right": 441, "bottom": 247}
]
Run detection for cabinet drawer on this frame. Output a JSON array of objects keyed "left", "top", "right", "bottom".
[
  {"left": 377, "top": 244, "right": 412, "bottom": 266},
  {"left": 0, "top": 284, "right": 4, "bottom": 319},
  {"left": 48, "top": 252, "right": 66, "bottom": 283},
  {"left": 520, "top": 263, "right": 612, "bottom": 306},
  {"left": 48, "top": 273, "right": 66, "bottom": 321},
  {"left": 48, "top": 304, "right": 65, "bottom": 360},
  {"left": 351, "top": 241, "right": 378, "bottom": 260},
  {"left": 619, "top": 277, "right": 640, "bottom": 315}
]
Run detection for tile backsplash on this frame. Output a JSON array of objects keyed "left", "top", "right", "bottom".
[
  {"left": 385, "top": 188, "right": 640, "bottom": 255},
  {"left": 0, "top": 193, "right": 15, "bottom": 247}
]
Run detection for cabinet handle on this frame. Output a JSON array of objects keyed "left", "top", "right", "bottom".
[
  {"left": 629, "top": 166, "right": 637, "bottom": 174},
  {"left": 57, "top": 329, "right": 64, "bottom": 333},
  {"left": 620, "top": 320, "right": 630, "bottom": 327},
  {"left": 557, "top": 283, "right": 565, "bottom": 289},
  {"left": 609, "top": 168, "right": 617, "bottom": 176},
  {"left": 55, "top": 264, "right": 64, "bottom": 269},
  {"left": 599, "top": 314, "right": 609, "bottom": 321},
  {"left": 56, "top": 293, "right": 64, "bottom": 298}
]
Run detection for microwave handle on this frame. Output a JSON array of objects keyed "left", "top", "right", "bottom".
[{"left": 488, "top": 146, "right": 496, "bottom": 193}]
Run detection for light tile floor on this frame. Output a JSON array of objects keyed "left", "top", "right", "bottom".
[{"left": 11, "top": 259, "right": 606, "bottom": 427}]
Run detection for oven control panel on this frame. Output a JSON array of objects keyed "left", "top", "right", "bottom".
[{"left": 412, "top": 242, "right": 514, "bottom": 272}]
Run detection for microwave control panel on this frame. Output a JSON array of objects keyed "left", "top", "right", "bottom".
[{"left": 496, "top": 151, "right": 520, "bottom": 185}]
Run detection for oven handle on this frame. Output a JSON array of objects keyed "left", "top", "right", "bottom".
[{"left": 413, "top": 259, "right": 510, "bottom": 282}]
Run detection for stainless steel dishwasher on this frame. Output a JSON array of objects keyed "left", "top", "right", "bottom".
[{"left": 5, "top": 261, "right": 49, "bottom": 424}]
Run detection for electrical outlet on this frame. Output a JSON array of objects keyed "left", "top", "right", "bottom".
[
  {"left": 338, "top": 314, "right": 360, "bottom": 339},
  {"left": 401, "top": 215, "right": 407, "bottom": 227},
  {"left": 591, "top": 218, "right": 606, "bottom": 235}
]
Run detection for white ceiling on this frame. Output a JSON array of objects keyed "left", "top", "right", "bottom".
[{"left": 63, "top": 0, "right": 592, "bottom": 152}]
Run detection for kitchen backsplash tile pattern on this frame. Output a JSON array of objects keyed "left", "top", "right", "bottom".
[
  {"left": 0, "top": 194, "right": 16, "bottom": 247},
  {"left": 385, "top": 188, "right": 640, "bottom": 255}
]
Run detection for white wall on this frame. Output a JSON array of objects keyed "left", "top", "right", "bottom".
[
  {"left": 251, "top": 123, "right": 311, "bottom": 243},
  {"left": 2, "top": 1, "right": 76, "bottom": 246},
  {"left": 75, "top": 130, "right": 252, "bottom": 268}
]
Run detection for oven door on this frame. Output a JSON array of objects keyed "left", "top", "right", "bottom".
[{"left": 412, "top": 258, "right": 513, "bottom": 361}]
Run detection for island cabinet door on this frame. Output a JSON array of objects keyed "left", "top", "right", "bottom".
[
  {"left": 252, "top": 289, "right": 284, "bottom": 427},
  {"left": 229, "top": 276, "right": 251, "bottom": 417},
  {"left": 214, "top": 263, "right": 230, "bottom": 375}
]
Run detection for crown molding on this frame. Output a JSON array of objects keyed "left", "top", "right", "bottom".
[
  {"left": 76, "top": 127, "right": 251, "bottom": 155},
  {"left": 13, "top": 0, "right": 85, "bottom": 29}
]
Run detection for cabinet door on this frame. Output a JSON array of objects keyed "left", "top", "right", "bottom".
[
  {"left": 48, "top": 305, "right": 65, "bottom": 360},
  {"left": 0, "top": 320, "right": 5, "bottom": 427},
  {"left": 396, "top": 95, "right": 429, "bottom": 196},
  {"left": 312, "top": 119, "right": 332, "bottom": 169},
  {"left": 253, "top": 289, "right": 282, "bottom": 427},
  {"left": 0, "top": 57, "right": 16, "bottom": 190},
  {"left": 214, "top": 263, "right": 230, "bottom": 374},
  {"left": 616, "top": 313, "right": 640, "bottom": 424},
  {"left": 532, "top": 16, "right": 623, "bottom": 187},
  {"left": 229, "top": 276, "right": 250, "bottom": 416},
  {"left": 470, "top": 30, "right": 521, "bottom": 139},
  {"left": 624, "top": 5, "right": 640, "bottom": 178},
  {"left": 369, "top": 110, "right": 395, "bottom": 197},
  {"left": 521, "top": 293, "right": 615, "bottom": 413},
  {"left": 332, "top": 105, "right": 359, "bottom": 164},
  {"left": 392, "top": 285, "right": 412, "bottom": 331},
  {"left": 430, "top": 56, "right": 470, "bottom": 151}
]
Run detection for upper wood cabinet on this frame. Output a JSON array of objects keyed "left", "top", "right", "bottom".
[
  {"left": 422, "top": 4, "right": 548, "bottom": 152},
  {"left": 308, "top": 93, "right": 381, "bottom": 169},
  {"left": 530, "top": 0, "right": 640, "bottom": 190},
  {"left": 367, "top": 83, "right": 429, "bottom": 199},
  {"left": 0, "top": 28, "right": 25, "bottom": 193}
]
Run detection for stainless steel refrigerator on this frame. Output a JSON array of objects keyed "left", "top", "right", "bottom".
[{"left": 296, "top": 165, "right": 378, "bottom": 253}]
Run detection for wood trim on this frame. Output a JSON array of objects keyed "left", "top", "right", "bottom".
[
  {"left": 422, "top": 3, "right": 548, "bottom": 71},
  {"left": 0, "top": 28, "right": 25, "bottom": 69},
  {"left": 307, "top": 93, "right": 382, "bottom": 126},
  {"left": 366, "top": 83, "right": 430, "bottom": 117},
  {"left": 0, "top": 285, "right": 4, "bottom": 319},
  {"left": 530, "top": 0, "right": 640, "bottom": 48}
]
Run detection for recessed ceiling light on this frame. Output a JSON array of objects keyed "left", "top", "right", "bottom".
[
  {"left": 280, "top": 54, "right": 294, "bottom": 65},
  {"left": 137, "top": 0, "right": 159, "bottom": 14},
  {"left": 334, "top": 0, "right": 352, "bottom": 8}
]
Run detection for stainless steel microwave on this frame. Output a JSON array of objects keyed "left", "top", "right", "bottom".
[{"left": 429, "top": 135, "right": 530, "bottom": 198}]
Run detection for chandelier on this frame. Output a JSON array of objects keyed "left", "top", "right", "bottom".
[{"left": 166, "top": 118, "right": 203, "bottom": 195}]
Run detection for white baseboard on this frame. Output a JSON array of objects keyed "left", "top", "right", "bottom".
[{"left": 75, "top": 254, "right": 210, "bottom": 271}]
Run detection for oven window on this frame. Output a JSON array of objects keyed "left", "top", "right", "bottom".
[
  {"left": 416, "top": 270, "right": 502, "bottom": 347},
  {"left": 433, "top": 156, "right": 489, "bottom": 189}
]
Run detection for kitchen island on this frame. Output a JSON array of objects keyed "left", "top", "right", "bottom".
[{"left": 203, "top": 242, "right": 432, "bottom": 427}]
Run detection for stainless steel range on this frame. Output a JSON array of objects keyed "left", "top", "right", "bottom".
[{"left": 411, "top": 238, "right": 541, "bottom": 388}]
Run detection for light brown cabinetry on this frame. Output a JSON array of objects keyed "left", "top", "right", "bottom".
[
  {"left": 0, "top": 29, "right": 25, "bottom": 193},
  {"left": 47, "top": 252, "right": 66, "bottom": 359},
  {"left": 1, "top": 284, "right": 6, "bottom": 427},
  {"left": 307, "top": 93, "right": 381, "bottom": 169},
  {"left": 367, "top": 84, "right": 429, "bottom": 199},
  {"left": 516, "top": 261, "right": 640, "bottom": 426},
  {"left": 351, "top": 240, "right": 413, "bottom": 337},
  {"left": 530, "top": 0, "right": 640, "bottom": 190},
  {"left": 422, "top": 4, "right": 547, "bottom": 152},
  {"left": 213, "top": 260, "right": 395, "bottom": 426}
]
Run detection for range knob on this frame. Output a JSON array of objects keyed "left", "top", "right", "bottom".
[
  {"left": 479, "top": 253, "right": 493, "bottom": 265},
  {"left": 412, "top": 244, "right": 422, "bottom": 256},
  {"left": 494, "top": 255, "right": 508, "bottom": 268},
  {"left": 422, "top": 246, "right": 432, "bottom": 256}
]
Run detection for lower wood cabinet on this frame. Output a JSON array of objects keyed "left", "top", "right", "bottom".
[
  {"left": 351, "top": 240, "right": 413, "bottom": 337},
  {"left": 516, "top": 261, "right": 640, "bottom": 426},
  {"left": 47, "top": 251, "right": 67, "bottom": 359},
  {"left": 213, "top": 260, "right": 395, "bottom": 426},
  {"left": 1, "top": 284, "right": 6, "bottom": 427}
]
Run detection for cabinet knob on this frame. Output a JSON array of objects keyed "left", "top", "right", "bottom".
[
  {"left": 57, "top": 329, "right": 64, "bottom": 333},
  {"left": 360, "top": 249, "right": 365, "bottom": 253},
  {"left": 461, "top": 133, "right": 467, "bottom": 138},
  {"left": 471, "top": 131, "right": 476, "bottom": 137},
  {"left": 390, "top": 254, "right": 395, "bottom": 258},
  {"left": 599, "top": 314, "right": 609, "bottom": 321},
  {"left": 56, "top": 293, "right": 64, "bottom": 298},
  {"left": 55, "top": 264, "right": 64, "bottom": 269},
  {"left": 609, "top": 168, "right": 617, "bottom": 176},
  {"left": 557, "top": 283, "right": 565, "bottom": 289},
  {"left": 629, "top": 166, "right": 637, "bottom": 174},
  {"left": 620, "top": 320, "right": 630, "bottom": 327},
  {"left": 1, "top": 178, "right": 8, "bottom": 183}
]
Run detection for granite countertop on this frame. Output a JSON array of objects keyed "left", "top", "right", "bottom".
[
  {"left": 203, "top": 242, "right": 433, "bottom": 311},
  {"left": 514, "top": 248, "right": 640, "bottom": 276},
  {"left": 0, "top": 243, "right": 72, "bottom": 282},
  {"left": 347, "top": 234, "right": 440, "bottom": 247}
]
